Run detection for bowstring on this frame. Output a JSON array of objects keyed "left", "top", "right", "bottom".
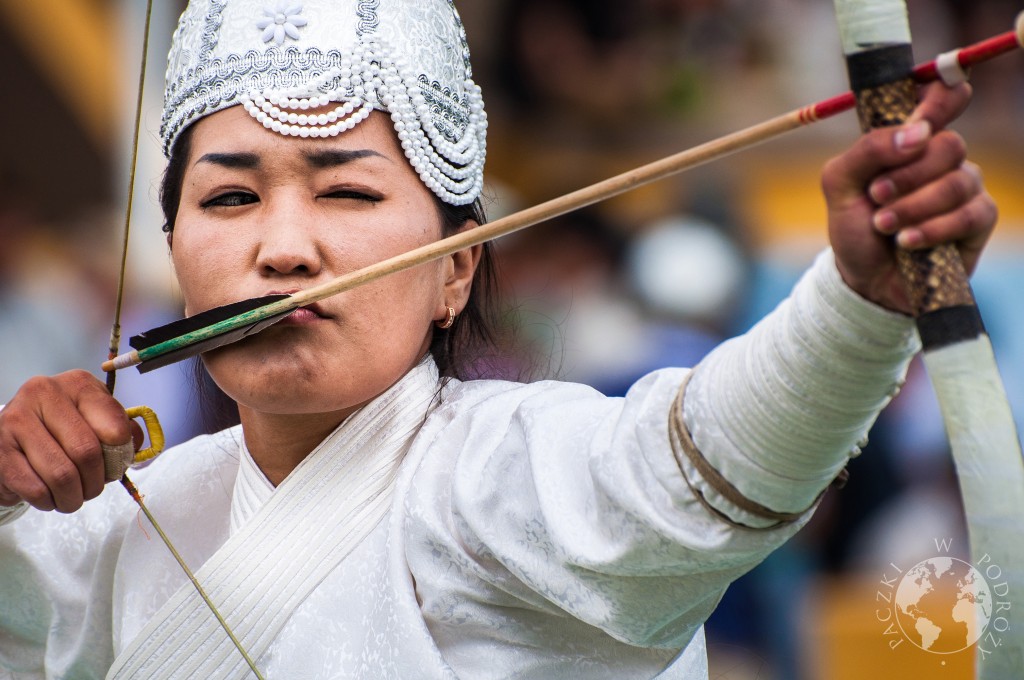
[
  {"left": 105, "top": 3, "right": 265, "bottom": 678},
  {"left": 105, "top": 0, "right": 152, "bottom": 395}
]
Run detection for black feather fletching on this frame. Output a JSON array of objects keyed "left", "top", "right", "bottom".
[{"left": 129, "top": 294, "right": 293, "bottom": 373}]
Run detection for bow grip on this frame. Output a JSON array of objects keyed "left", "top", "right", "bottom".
[{"left": 847, "top": 45, "right": 982, "bottom": 347}]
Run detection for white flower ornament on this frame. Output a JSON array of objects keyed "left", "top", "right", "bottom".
[{"left": 257, "top": 3, "right": 308, "bottom": 46}]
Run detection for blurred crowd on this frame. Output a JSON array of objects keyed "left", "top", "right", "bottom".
[{"left": 2, "top": 1, "right": 1023, "bottom": 677}]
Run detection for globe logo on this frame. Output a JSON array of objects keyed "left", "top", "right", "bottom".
[{"left": 894, "top": 557, "right": 993, "bottom": 653}]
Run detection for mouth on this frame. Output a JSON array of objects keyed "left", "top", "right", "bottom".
[{"left": 266, "top": 290, "right": 332, "bottom": 324}]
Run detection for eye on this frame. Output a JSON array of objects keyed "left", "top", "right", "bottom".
[
  {"left": 322, "top": 189, "right": 382, "bottom": 203},
  {"left": 201, "top": 191, "right": 258, "bottom": 209}
]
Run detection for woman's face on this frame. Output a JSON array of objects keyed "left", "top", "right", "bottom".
[{"left": 172, "top": 107, "right": 477, "bottom": 417}]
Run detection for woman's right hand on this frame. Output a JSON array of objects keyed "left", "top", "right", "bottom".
[{"left": 0, "top": 370, "right": 138, "bottom": 513}]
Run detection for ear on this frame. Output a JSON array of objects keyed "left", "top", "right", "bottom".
[{"left": 436, "top": 223, "right": 483, "bottom": 318}]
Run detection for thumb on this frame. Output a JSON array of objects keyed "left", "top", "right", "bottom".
[
  {"left": 100, "top": 420, "right": 144, "bottom": 483},
  {"left": 906, "top": 81, "right": 972, "bottom": 130}
]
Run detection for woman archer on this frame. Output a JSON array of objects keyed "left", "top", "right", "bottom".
[{"left": 0, "top": 0, "right": 996, "bottom": 678}]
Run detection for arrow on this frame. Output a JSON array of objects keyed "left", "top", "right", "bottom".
[{"left": 102, "top": 18, "right": 1024, "bottom": 375}]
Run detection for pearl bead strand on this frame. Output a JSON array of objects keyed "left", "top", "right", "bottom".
[{"left": 235, "top": 38, "right": 486, "bottom": 206}]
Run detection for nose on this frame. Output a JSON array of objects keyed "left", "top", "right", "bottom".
[{"left": 255, "top": 200, "right": 323, "bottom": 278}]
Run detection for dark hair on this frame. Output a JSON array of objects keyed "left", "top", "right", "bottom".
[
  {"left": 429, "top": 199, "right": 504, "bottom": 380},
  {"left": 161, "top": 124, "right": 505, "bottom": 430}
]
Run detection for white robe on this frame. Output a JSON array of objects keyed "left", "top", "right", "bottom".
[{"left": 0, "top": 252, "right": 918, "bottom": 679}]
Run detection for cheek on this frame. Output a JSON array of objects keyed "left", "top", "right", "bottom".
[
  {"left": 344, "top": 267, "right": 441, "bottom": 360},
  {"left": 170, "top": 226, "right": 246, "bottom": 312},
  {"left": 360, "top": 264, "right": 442, "bottom": 327}
]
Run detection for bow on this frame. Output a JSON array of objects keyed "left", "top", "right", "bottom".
[
  {"left": 835, "top": 0, "right": 1024, "bottom": 675},
  {"left": 104, "top": 2, "right": 265, "bottom": 677}
]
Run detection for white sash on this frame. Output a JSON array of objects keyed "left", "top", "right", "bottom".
[{"left": 107, "top": 360, "right": 440, "bottom": 679}]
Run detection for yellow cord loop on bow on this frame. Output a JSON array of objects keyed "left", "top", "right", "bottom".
[
  {"left": 124, "top": 405, "right": 165, "bottom": 464},
  {"left": 101, "top": 406, "right": 166, "bottom": 482}
]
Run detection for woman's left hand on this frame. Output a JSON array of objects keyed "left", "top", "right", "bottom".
[{"left": 821, "top": 81, "right": 998, "bottom": 314}]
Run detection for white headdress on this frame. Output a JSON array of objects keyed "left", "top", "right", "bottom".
[{"left": 162, "top": 0, "right": 487, "bottom": 205}]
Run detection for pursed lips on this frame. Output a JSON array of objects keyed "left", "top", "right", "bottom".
[{"left": 265, "top": 290, "right": 332, "bottom": 321}]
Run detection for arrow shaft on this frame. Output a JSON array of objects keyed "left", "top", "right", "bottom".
[{"left": 102, "top": 24, "right": 1024, "bottom": 373}]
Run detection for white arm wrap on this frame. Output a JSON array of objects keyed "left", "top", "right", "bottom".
[{"left": 683, "top": 250, "right": 920, "bottom": 517}]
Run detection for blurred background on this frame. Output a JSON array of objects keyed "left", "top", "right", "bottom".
[{"left": 1, "top": 0, "right": 1022, "bottom": 677}]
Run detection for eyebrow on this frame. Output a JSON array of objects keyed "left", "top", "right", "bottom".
[
  {"left": 302, "top": 148, "right": 389, "bottom": 168},
  {"left": 195, "top": 152, "right": 260, "bottom": 169},
  {"left": 194, "top": 148, "right": 388, "bottom": 170}
]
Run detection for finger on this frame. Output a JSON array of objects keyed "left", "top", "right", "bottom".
[
  {"left": 0, "top": 456, "right": 54, "bottom": 512},
  {"left": 0, "top": 482, "right": 23, "bottom": 507},
  {"left": 130, "top": 420, "right": 144, "bottom": 452},
  {"left": 0, "top": 409, "right": 52, "bottom": 510},
  {"left": 894, "top": 191, "right": 998, "bottom": 266},
  {"left": 74, "top": 383, "right": 132, "bottom": 450},
  {"left": 6, "top": 416, "right": 69, "bottom": 512},
  {"left": 33, "top": 381, "right": 109, "bottom": 506},
  {"left": 74, "top": 385, "right": 133, "bottom": 491},
  {"left": 955, "top": 192, "right": 1000, "bottom": 275},
  {"left": 822, "top": 120, "right": 933, "bottom": 201},
  {"left": 69, "top": 372, "right": 134, "bottom": 494},
  {"left": 6, "top": 376, "right": 96, "bottom": 511},
  {"left": 872, "top": 163, "right": 983, "bottom": 236},
  {"left": 908, "top": 81, "right": 973, "bottom": 131},
  {"left": 867, "top": 131, "right": 967, "bottom": 205},
  {"left": 20, "top": 414, "right": 92, "bottom": 514}
]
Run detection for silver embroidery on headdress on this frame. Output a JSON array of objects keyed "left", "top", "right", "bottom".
[{"left": 162, "top": 0, "right": 486, "bottom": 205}]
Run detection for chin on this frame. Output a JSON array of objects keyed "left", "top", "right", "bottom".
[
  {"left": 202, "top": 335, "right": 426, "bottom": 416},
  {"left": 230, "top": 380, "right": 364, "bottom": 417},
  {"left": 205, "top": 354, "right": 344, "bottom": 411}
]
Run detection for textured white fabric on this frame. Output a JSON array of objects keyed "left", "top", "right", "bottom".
[
  {"left": 0, "top": 252, "right": 918, "bottom": 679},
  {"left": 108, "top": 359, "right": 440, "bottom": 679},
  {"left": 0, "top": 503, "right": 26, "bottom": 526},
  {"left": 684, "top": 250, "right": 918, "bottom": 520},
  {"left": 228, "top": 441, "right": 275, "bottom": 536}
]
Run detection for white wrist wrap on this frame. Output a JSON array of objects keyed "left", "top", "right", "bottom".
[{"left": 682, "top": 250, "right": 919, "bottom": 517}]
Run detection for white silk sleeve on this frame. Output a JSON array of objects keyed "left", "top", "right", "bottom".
[
  {"left": 683, "top": 249, "right": 919, "bottom": 521},
  {"left": 405, "top": 251, "right": 920, "bottom": 668},
  {"left": 409, "top": 371, "right": 781, "bottom": 667},
  {"left": 0, "top": 503, "right": 28, "bottom": 527}
]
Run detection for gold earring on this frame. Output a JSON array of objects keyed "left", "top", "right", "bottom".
[{"left": 437, "top": 305, "right": 456, "bottom": 329}]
